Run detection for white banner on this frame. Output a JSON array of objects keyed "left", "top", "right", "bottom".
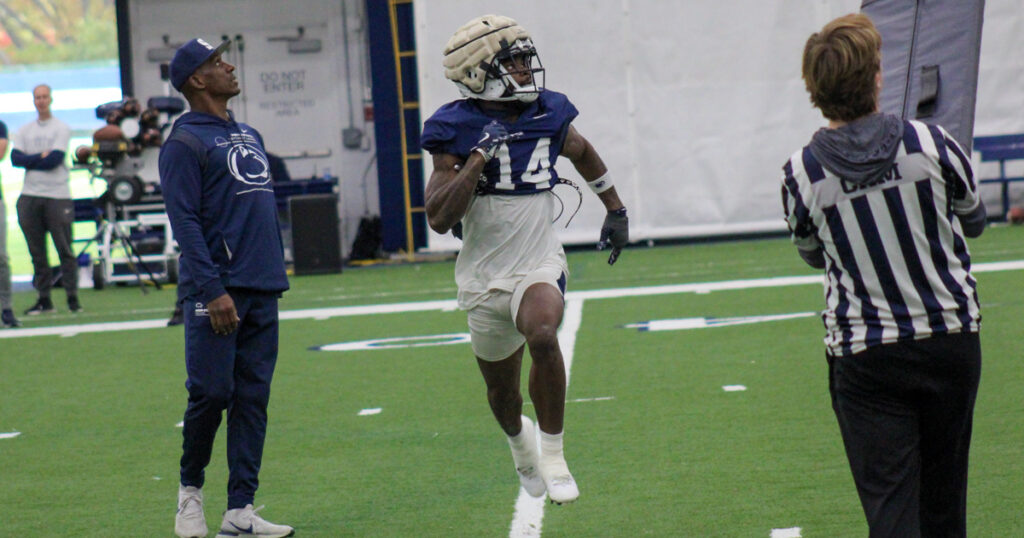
[
  {"left": 416, "top": 0, "right": 1024, "bottom": 251},
  {"left": 415, "top": 0, "right": 861, "bottom": 251}
]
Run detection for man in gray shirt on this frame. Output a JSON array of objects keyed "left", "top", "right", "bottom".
[{"left": 11, "top": 84, "right": 79, "bottom": 315}]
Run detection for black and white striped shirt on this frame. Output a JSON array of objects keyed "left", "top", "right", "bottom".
[{"left": 782, "top": 120, "right": 981, "bottom": 356}]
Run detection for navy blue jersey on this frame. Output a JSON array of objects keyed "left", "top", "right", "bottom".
[{"left": 421, "top": 90, "right": 578, "bottom": 195}]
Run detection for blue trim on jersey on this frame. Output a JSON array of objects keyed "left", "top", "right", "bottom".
[
  {"left": 929, "top": 124, "right": 977, "bottom": 204},
  {"left": 824, "top": 204, "right": 884, "bottom": 348},
  {"left": 949, "top": 227, "right": 978, "bottom": 313},
  {"left": 556, "top": 272, "right": 567, "bottom": 295},
  {"left": 851, "top": 194, "right": 915, "bottom": 340},
  {"left": 915, "top": 180, "right": 974, "bottom": 328},
  {"left": 928, "top": 124, "right": 952, "bottom": 170},
  {"left": 944, "top": 135, "right": 975, "bottom": 189},
  {"left": 783, "top": 161, "right": 815, "bottom": 239},
  {"left": 882, "top": 184, "right": 948, "bottom": 333},
  {"left": 902, "top": 122, "right": 923, "bottom": 154},
  {"left": 825, "top": 252, "right": 855, "bottom": 357},
  {"left": 928, "top": 124, "right": 960, "bottom": 204},
  {"left": 801, "top": 147, "right": 827, "bottom": 184}
]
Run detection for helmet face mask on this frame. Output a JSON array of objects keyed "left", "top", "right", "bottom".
[
  {"left": 443, "top": 15, "right": 546, "bottom": 103},
  {"left": 491, "top": 39, "right": 545, "bottom": 103}
]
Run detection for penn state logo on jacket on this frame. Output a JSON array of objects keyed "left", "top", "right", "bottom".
[{"left": 215, "top": 129, "right": 272, "bottom": 193}]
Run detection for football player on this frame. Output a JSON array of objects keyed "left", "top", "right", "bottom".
[{"left": 422, "top": 14, "right": 628, "bottom": 505}]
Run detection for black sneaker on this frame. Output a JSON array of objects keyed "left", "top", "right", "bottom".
[
  {"left": 1, "top": 309, "right": 20, "bottom": 328},
  {"left": 68, "top": 296, "right": 82, "bottom": 313},
  {"left": 167, "top": 305, "right": 184, "bottom": 326},
  {"left": 24, "top": 297, "right": 55, "bottom": 316}
]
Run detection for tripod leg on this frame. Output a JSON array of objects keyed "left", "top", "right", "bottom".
[{"left": 112, "top": 223, "right": 163, "bottom": 293}]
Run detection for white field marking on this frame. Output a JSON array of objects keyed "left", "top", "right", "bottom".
[
  {"left": 0, "top": 319, "right": 170, "bottom": 339},
  {"left": 771, "top": 527, "right": 802, "bottom": 538},
  {"left": 1, "top": 259, "right": 1022, "bottom": 340},
  {"left": 313, "top": 333, "right": 471, "bottom": 352},
  {"left": 509, "top": 298, "right": 585, "bottom": 538},
  {"left": 625, "top": 312, "right": 816, "bottom": 332},
  {"left": 0, "top": 431, "right": 22, "bottom": 439},
  {"left": 570, "top": 396, "right": 614, "bottom": 403},
  {"left": 524, "top": 396, "right": 614, "bottom": 406},
  {"left": 175, "top": 421, "right": 184, "bottom": 428},
  {"left": 722, "top": 385, "right": 748, "bottom": 392},
  {"left": 358, "top": 408, "right": 382, "bottom": 416}
]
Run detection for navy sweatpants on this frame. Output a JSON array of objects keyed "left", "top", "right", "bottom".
[{"left": 179, "top": 289, "right": 281, "bottom": 509}]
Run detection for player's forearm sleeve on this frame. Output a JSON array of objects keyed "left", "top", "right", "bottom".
[
  {"left": 10, "top": 149, "right": 41, "bottom": 169},
  {"left": 33, "top": 150, "right": 65, "bottom": 170}
]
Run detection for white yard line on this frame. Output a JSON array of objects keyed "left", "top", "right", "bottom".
[
  {"left": 2, "top": 259, "right": 1021, "bottom": 340},
  {"left": 508, "top": 298, "right": 585, "bottom": 538}
]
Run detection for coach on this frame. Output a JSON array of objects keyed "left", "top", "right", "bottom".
[
  {"left": 159, "top": 38, "right": 292, "bottom": 538},
  {"left": 781, "top": 14, "right": 984, "bottom": 538}
]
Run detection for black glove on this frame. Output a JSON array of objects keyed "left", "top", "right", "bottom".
[{"left": 597, "top": 208, "right": 628, "bottom": 265}]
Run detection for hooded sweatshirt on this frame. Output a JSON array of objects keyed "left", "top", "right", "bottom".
[
  {"left": 159, "top": 111, "right": 289, "bottom": 304},
  {"left": 807, "top": 112, "right": 985, "bottom": 237},
  {"left": 808, "top": 112, "right": 904, "bottom": 186},
  {"left": 783, "top": 115, "right": 984, "bottom": 356}
]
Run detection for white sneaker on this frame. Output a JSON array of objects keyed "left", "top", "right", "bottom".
[
  {"left": 175, "top": 485, "right": 208, "bottom": 538},
  {"left": 216, "top": 504, "right": 294, "bottom": 538},
  {"left": 540, "top": 458, "right": 579, "bottom": 505},
  {"left": 508, "top": 416, "right": 546, "bottom": 497}
]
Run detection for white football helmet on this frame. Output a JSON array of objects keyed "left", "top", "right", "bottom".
[{"left": 443, "top": 14, "right": 545, "bottom": 103}]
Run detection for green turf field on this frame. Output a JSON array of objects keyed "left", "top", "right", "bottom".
[{"left": 2, "top": 227, "right": 1024, "bottom": 537}]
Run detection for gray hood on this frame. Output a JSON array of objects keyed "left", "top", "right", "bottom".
[{"left": 808, "top": 113, "right": 904, "bottom": 185}]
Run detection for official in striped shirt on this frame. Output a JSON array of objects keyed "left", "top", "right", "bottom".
[{"left": 781, "top": 14, "right": 984, "bottom": 538}]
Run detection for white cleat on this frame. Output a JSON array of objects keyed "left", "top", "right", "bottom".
[
  {"left": 509, "top": 416, "right": 546, "bottom": 497},
  {"left": 540, "top": 459, "right": 579, "bottom": 505},
  {"left": 175, "top": 485, "right": 208, "bottom": 538},
  {"left": 216, "top": 504, "right": 294, "bottom": 538}
]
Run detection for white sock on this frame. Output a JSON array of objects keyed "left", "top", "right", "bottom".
[
  {"left": 508, "top": 429, "right": 528, "bottom": 451},
  {"left": 507, "top": 416, "right": 534, "bottom": 455},
  {"left": 539, "top": 430, "right": 564, "bottom": 460}
]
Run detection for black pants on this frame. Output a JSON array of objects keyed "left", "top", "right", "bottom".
[
  {"left": 16, "top": 195, "right": 77, "bottom": 299},
  {"left": 828, "top": 331, "right": 981, "bottom": 538}
]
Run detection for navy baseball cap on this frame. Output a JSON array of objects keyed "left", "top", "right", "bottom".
[{"left": 169, "top": 38, "right": 230, "bottom": 91}]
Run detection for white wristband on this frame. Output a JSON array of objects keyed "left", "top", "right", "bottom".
[{"left": 587, "top": 171, "right": 614, "bottom": 194}]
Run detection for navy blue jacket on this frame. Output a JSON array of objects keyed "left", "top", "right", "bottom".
[{"left": 158, "top": 111, "right": 289, "bottom": 304}]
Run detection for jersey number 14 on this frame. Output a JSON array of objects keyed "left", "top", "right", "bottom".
[{"left": 491, "top": 137, "right": 553, "bottom": 191}]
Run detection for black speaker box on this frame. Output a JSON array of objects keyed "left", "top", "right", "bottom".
[{"left": 290, "top": 194, "right": 342, "bottom": 275}]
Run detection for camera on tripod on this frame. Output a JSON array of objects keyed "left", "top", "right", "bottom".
[{"left": 74, "top": 96, "right": 186, "bottom": 205}]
